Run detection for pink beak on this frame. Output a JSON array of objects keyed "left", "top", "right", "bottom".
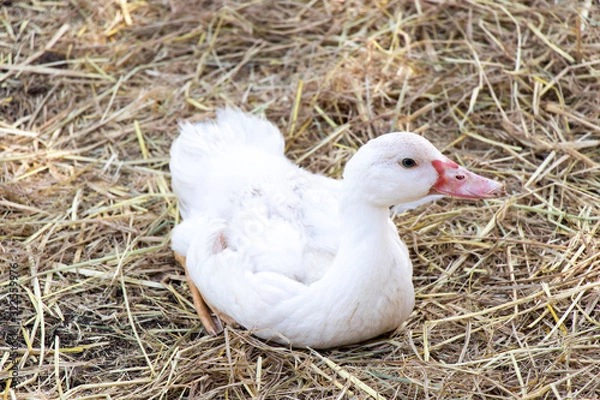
[{"left": 430, "top": 159, "right": 505, "bottom": 199}]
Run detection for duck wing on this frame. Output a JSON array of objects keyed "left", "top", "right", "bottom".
[{"left": 170, "top": 110, "right": 343, "bottom": 333}]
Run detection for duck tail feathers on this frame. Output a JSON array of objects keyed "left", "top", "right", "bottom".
[
  {"left": 170, "top": 108, "right": 285, "bottom": 219},
  {"left": 171, "top": 108, "right": 284, "bottom": 161}
]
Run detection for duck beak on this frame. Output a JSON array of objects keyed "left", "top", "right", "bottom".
[{"left": 430, "top": 159, "right": 505, "bottom": 199}]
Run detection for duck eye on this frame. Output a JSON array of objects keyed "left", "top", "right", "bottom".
[{"left": 400, "top": 158, "right": 417, "bottom": 168}]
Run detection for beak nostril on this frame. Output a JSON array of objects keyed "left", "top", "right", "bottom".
[{"left": 456, "top": 174, "right": 465, "bottom": 180}]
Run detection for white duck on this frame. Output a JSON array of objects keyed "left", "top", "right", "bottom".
[{"left": 170, "top": 109, "right": 504, "bottom": 349}]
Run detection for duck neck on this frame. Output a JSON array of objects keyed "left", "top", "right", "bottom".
[
  {"left": 327, "top": 182, "right": 399, "bottom": 281},
  {"left": 338, "top": 190, "right": 391, "bottom": 247}
]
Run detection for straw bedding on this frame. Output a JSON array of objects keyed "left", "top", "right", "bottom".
[{"left": 1, "top": 0, "right": 599, "bottom": 398}]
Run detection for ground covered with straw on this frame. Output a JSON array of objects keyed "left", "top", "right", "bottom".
[{"left": 2, "top": 0, "right": 599, "bottom": 398}]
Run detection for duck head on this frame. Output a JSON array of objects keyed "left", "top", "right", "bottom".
[{"left": 343, "top": 132, "right": 505, "bottom": 207}]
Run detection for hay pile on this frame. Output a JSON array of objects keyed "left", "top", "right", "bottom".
[{"left": 2, "top": 0, "right": 599, "bottom": 398}]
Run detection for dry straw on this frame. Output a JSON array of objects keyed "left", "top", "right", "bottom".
[{"left": 1, "top": 0, "right": 599, "bottom": 399}]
